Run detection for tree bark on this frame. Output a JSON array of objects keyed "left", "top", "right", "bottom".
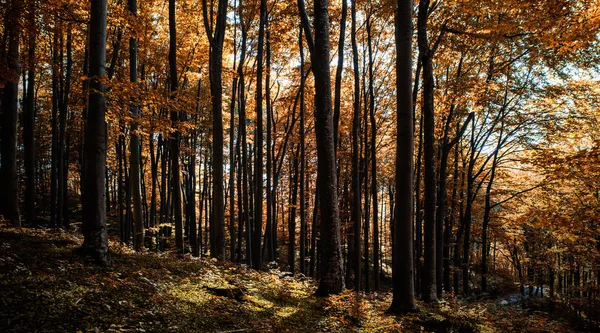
[
  {"left": 202, "top": 0, "right": 227, "bottom": 261},
  {"left": 169, "top": 0, "right": 184, "bottom": 253},
  {"left": 299, "top": 27, "right": 307, "bottom": 275},
  {"left": 417, "top": 0, "right": 437, "bottom": 302},
  {"left": 81, "top": 0, "right": 109, "bottom": 264},
  {"left": 129, "top": 0, "right": 144, "bottom": 251},
  {"left": 388, "top": 0, "right": 417, "bottom": 313},
  {"left": 332, "top": 0, "right": 347, "bottom": 151},
  {"left": 306, "top": 0, "right": 345, "bottom": 296},
  {"left": 349, "top": 0, "right": 361, "bottom": 291},
  {"left": 252, "top": 0, "right": 266, "bottom": 270},
  {"left": 23, "top": 0, "right": 36, "bottom": 227}
]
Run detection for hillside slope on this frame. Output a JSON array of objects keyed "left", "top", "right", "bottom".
[{"left": 0, "top": 226, "right": 574, "bottom": 332}]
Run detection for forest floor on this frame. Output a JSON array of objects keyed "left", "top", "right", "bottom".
[{"left": 0, "top": 223, "right": 581, "bottom": 333}]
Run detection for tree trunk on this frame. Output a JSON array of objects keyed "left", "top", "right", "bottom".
[
  {"left": 418, "top": 0, "right": 438, "bottom": 302},
  {"left": 299, "top": 28, "right": 307, "bottom": 275},
  {"left": 251, "top": 0, "right": 266, "bottom": 270},
  {"left": 332, "top": 0, "right": 347, "bottom": 150},
  {"left": 81, "top": 0, "right": 109, "bottom": 264},
  {"left": 203, "top": 0, "right": 227, "bottom": 261},
  {"left": 169, "top": 0, "right": 184, "bottom": 253},
  {"left": 388, "top": 0, "right": 417, "bottom": 313},
  {"left": 288, "top": 147, "right": 300, "bottom": 272},
  {"left": 303, "top": 0, "right": 345, "bottom": 296},
  {"left": 481, "top": 118, "right": 504, "bottom": 292},
  {"left": 129, "top": 0, "right": 144, "bottom": 251},
  {"left": 349, "top": 0, "right": 361, "bottom": 291},
  {"left": 367, "top": 14, "right": 379, "bottom": 291},
  {"left": 23, "top": 0, "right": 36, "bottom": 227}
]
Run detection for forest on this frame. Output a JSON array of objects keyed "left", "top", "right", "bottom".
[{"left": 1, "top": 0, "right": 600, "bottom": 332}]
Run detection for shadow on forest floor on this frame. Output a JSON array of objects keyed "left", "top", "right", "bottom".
[{"left": 0, "top": 224, "right": 579, "bottom": 332}]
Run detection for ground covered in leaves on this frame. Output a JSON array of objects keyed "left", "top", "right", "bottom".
[{"left": 0, "top": 226, "right": 578, "bottom": 332}]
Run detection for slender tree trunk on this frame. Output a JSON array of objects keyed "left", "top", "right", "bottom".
[
  {"left": 367, "top": 15, "right": 379, "bottom": 291},
  {"left": 481, "top": 119, "right": 504, "bottom": 292},
  {"left": 129, "top": 0, "right": 144, "bottom": 250},
  {"left": 463, "top": 120, "right": 476, "bottom": 295},
  {"left": 265, "top": 27, "right": 274, "bottom": 263},
  {"left": 169, "top": 0, "right": 184, "bottom": 253},
  {"left": 24, "top": 0, "right": 36, "bottom": 227},
  {"left": 388, "top": 0, "right": 417, "bottom": 313},
  {"left": 418, "top": 0, "right": 437, "bottom": 302},
  {"left": 349, "top": 0, "right": 361, "bottom": 291},
  {"left": 251, "top": 0, "right": 266, "bottom": 270},
  {"left": 61, "top": 29, "right": 73, "bottom": 229},
  {"left": 299, "top": 28, "right": 307, "bottom": 275},
  {"left": 81, "top": 0, "right": 109, "bottom": 264},
  {"left": 288, "top": 147, "right": 300, "bottom": 272},
  {"left": 332, "top": 0, "right": 347, "bottom": 150},
  {"left": 229, "top": 10, "right": 238, "bottom": 261},
  {"left": 236, "top": 14, "right": 250, "bottom": 265},
  {"left": 50, "top": 20, "right": 59, "bottom": 228}
]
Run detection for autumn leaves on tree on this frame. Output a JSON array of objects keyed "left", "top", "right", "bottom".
[{"left": 2, "top": 0, "right": 600, "bottom": 320}]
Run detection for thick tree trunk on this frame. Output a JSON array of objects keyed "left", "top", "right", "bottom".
[
  {"left": 307, "top": 0, "right": 345, "bottom": 296},
  {"left": 388, "top": 0, "right": 417, "bottom": 313},
  {"left": 82, "top": 0, "right": 109, "bottom": 264},
  {"left": 1, "top": 0, "right": 21, "bottom": 227}
]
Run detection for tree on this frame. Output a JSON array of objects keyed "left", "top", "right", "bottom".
[
  {"left": 23, "top": 0, "right": 36, "bottom": 227},
  {"left": 299, "top": 0, "right": 345, "bottom": 296},
  {"left": 417, "top": 0, "right": 437, "bottom": 302},
  {"left": 169, "top": 0, "right": 184, "bottom": 253},
  {"left": 129, "top": 0, "right": 144, "bottom": 251},
  {"left": 253, "top": 0, "right": 267, "bottom": 270},
  {"left": 202, "top": 0, "right": 228, "bottom": 261},
  {"left": 81, "top": 0, "right": 109, "bottom": 264},
  {"left": 348, "top": 0, "right": 361, "bottom": 291},
  {"left": 388, "top": 0, "right": 417, "bottom": 314},
  {"left": 1, "top": 0, "right": 22, "bottom": 227}
]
